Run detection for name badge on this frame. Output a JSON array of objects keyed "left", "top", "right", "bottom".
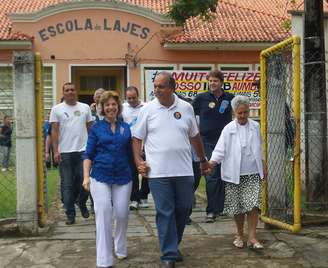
[{"left": 219, "top": 100, "right": 229, "bottom": 114}]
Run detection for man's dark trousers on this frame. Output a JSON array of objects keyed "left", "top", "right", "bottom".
[
  {"left": 204, "top": 140, "right": 225, "bottom": 215},
  {"left": 59, "top": 151, "right": 89, "bottom": 218}
]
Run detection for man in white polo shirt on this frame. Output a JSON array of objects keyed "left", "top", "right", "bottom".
[
  {"left": 50, "top": 82, "right": 93, "bottom": 225},
  {"left": 132, "top": 72, "right": 209, "bottom": 268},
  {"left": 122, "top": 86, "right": 149, "bottom": 210}
]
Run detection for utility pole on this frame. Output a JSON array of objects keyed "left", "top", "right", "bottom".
[{"left": 304, "top": 0, "right": 328, "bottom": 209}]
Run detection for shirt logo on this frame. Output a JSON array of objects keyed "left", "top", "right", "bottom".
[
  {"left": 74, "top": 110, "right": 81, "bottom": 116},
  {"left": 208, "top": 102, "right": 215, "bottom": 109},
  {"left": 219, "top": 100, "right": 229, "bottom": 114},
  {"left": 129, "top": 117, "right": 138, "bottom": 128},
  {"left": 174, "top": 112, "right": 182, "bottom": 120}
]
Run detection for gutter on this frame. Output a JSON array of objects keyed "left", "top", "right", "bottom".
[
  {"left": 163, "top": 42, "right": 280, "bottom": 51},
  {"left": 0, "top": 40, "right": 33, "bottom": 50}
]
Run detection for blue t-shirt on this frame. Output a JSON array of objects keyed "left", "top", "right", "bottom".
[
  {"left": 84, "top": 120, "right": 132, "bottom": 185},
  {"left": 43, "top": 121, "right": 51, "bottom": 140}
]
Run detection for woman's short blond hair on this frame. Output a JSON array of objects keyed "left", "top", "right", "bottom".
[{"left": 99, "top": 91, "right": 122, "bottom": 116}]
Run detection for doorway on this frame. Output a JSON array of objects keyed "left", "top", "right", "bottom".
[{"left": 71, "top": 66, "right": 126, "bottom": 105}]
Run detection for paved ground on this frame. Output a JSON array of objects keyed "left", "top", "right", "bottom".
[{"left": 1, "top": 194, "right": 328, "bottom": 268}]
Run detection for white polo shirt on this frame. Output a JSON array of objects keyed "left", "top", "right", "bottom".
[
  {"left": 49, "top": 101, "right": 93, "bottom": 153},
  {"left": 133, "top": 95, "right": 199, "bottom": 178},
  {"left": 122, "top": 101, "right": 145, "bottom": 135}
]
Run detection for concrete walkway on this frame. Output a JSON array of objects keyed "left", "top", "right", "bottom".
[{"left": 1, "top": 195, "right": 328, "bottom": 268}]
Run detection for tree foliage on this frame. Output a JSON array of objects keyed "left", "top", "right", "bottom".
[{"left": 168, "top": 0, "right": 218, "bottom": 26}]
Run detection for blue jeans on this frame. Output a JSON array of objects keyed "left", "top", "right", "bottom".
[
  {"left": 2, "top": 146, "right": 10, "bottom": 169},
  {"left": 204, "top": 141, "right": 225, "bottom": 215},
  {"left": 149, "top": 176, "right": 194, "bottom": 261},
  {"left": 59, "top": 152, "right": 88, "bottom": 218}
]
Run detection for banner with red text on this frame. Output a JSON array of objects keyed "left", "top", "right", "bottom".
[{"left": 145, "top": 70, "right": 260, "bottom": 108}]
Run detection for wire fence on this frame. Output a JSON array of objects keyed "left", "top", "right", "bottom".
[
  {"left": 0, "top": 58, "right": 54, "bottom": 224},
  {"left": 261, "top": 38, "right": 300, "bottom": 230},
  {"left": 262, "top": 36, "right": 328, "bottom": 231},
  {"left": 0, "top": 65, "right": 17, "bottom": 221}
]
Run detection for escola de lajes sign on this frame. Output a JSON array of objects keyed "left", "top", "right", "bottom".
[{"left": 38, "top": 17, "right": 150, "bottom": 42}]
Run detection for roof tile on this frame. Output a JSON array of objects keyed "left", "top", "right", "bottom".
[{"left": 0, "top": 0, "right": 322, "bottom": 43}]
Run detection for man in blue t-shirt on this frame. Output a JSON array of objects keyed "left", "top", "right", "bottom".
[{"left": 192, "top": 70, "right": 234, "bottom": 223}]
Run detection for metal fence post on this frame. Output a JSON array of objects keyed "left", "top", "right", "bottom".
[{"left": 13, "top": 51, "right": 38, "bottom": 234}]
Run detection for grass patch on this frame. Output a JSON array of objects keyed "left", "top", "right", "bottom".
[
  {"left": 0, "top": 168, "right": 59, "bottom": 219},
  {"left": 0, "top": 170, "right": 16, "bottom": 218},
  {"left": 196, "top": 176, "right": 206, "bottom": 196},
  {"left": 46, "top": 168, "right": 59, "bottom": 208}
]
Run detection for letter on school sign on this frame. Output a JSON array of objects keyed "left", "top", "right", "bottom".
[
  {"left": 38, "top": 18, "right": 151, "bottom": 42},
  {"left": 144, "top": 70, "right": 260, "bottom": 108}
]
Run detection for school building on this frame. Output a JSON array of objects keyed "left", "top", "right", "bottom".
[{"left": 0, "top": 0, "right": 297, "bottom": 116}]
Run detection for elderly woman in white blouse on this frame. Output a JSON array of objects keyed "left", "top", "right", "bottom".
[{"left": 209, "top": 95, "right": 267, "bottom": 249}]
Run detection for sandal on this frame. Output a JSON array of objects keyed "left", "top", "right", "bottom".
[
  {"left": 247, "top": 240, "right": 264, "bottom": 250},
  {"left": 233, "top": 236, "right": 244, "bottom": 249}
]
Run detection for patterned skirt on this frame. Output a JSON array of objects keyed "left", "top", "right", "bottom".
[{"left": 223, "top": 173, "right": 262, "bottom": 216}]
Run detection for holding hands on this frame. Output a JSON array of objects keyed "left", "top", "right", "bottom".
[
  {"left": 137, "top": 160, "right": 150, "bottom": 177},
  {"left": 201, "top": 160, "right": 217, "bottom": 175}
]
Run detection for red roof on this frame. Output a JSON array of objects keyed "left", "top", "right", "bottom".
[
  {"left": 170, "top": 0, "right": 290, "bottom": 43},
  {"left": 0, "top": 0, "right": 308, "bottom": 43}
]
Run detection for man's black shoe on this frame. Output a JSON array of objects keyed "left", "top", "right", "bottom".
[
  {"left": 205, "top": 213, "right": 216, "bottom": 223},
  {"left": 186, "top": 217, "right": 192, "bottom": 225},
  {"left": 80, "top": 207, "right": 90, "bottom": 218},
  {"left": 65, "top": 217, "right": 75, "bottom": 225},
  {"left": 161, "top": 260, "right": 175, "bottom": 268},
  {"left": 176, "top": 250, "right": 183, "bottom": 262}
]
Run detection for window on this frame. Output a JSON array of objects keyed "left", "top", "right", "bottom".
[
  {"left": 80, "top": 75, "right": 117, "bottom": 91},
  {"left": 0, "top": 65, "right": 55, "bottom": 119},
  {"left": 0, "top": 65, "right": 14, "bottom": 116},
  {"left": 43, "top": 65, "right": 55, "bottom": 118},
  {"left": 180, "top": 64, "right": 214, "bottom": 71},
  {"left": 218, "top": 64, "right": 252, "bottom": 71}
]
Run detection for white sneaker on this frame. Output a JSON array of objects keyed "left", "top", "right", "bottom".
[
  {"left": 129, "top": 201, "right": 139, "bottom": 210},
  {"left": 1, "top": 168, "right": 7, "bottom": 172},
  {"left": 116, "top": 255, "right": 127, "bottom": 260},
  {"left": 139, "top": 199, "right": 149, "bottom": 208}
]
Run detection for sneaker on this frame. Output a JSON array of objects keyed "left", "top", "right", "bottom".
[
  {"left": 116, "top": 255, "right": 127, "bottom": 260},
  {"left": 65, "top": 217, "right": 75, "bottom": 225},
  {"left": 1, "top": 168, "right": 7, "bottom": 172},
  {"left": 139, "top": 199, "right": 149, "bottom": 208},
  {"left": 205, "top": 213, "right": 216, "bottom": 223},
  {"left": 129, "top": 201, "right": 139, "bottom": 210}
]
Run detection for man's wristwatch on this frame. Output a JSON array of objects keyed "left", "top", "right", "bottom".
[{"left": 200, "top": 156, "right": 208, "bottom": 163}]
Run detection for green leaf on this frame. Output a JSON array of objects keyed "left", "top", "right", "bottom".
[{"left": 168, "top": 0, "right": 218, "bottom": 25}]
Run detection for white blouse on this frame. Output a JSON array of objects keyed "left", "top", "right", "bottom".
[{"left": 238, "top": 122, "right": 260, "bottom": 176}]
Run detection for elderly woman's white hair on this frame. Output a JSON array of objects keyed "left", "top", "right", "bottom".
[{"left": 231, "top": 95, "right": 250, "bottom": 111}]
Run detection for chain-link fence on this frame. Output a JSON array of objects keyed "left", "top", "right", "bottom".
[
  {"left": 261, "top": 36, "right": 328, "bottom": 231},
  {"left": 260, "top": 36, "right": 301, "bottom": 232},
  {"left": 0, "top": 64, "right": 17, "bottom": 221},
  {"left": 0, "top": 55, "right": 55, "bottom": 226}
]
